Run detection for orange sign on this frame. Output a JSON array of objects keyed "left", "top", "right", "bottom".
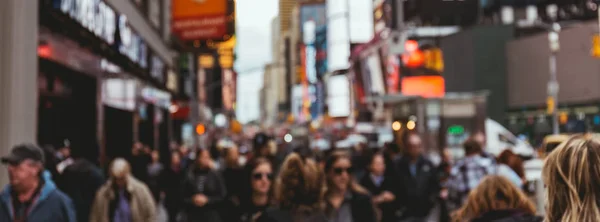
[
  {"left": 173, "top": 0, "right": 227, "bottom": 18},
  {"left": 172, "top": 0, "right": 228, "bottom": 41},
  {"left": 401, "top": 76, "right": 445, "bottom": 98}
]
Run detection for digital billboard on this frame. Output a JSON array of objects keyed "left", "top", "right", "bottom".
[{"left": 172, "top": 0, "right": 229, "bottom": 41}]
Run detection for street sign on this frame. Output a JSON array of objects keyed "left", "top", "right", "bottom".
[{"left": 591, "top": 34, "right": 600, "bottom": 58}]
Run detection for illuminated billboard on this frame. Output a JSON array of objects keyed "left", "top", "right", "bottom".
[
  {"left": 172, "top": 0, "right": 230, "bottom": 41},
  {"left": 401, "top": 76, "right": 445, "bottom": 98}
]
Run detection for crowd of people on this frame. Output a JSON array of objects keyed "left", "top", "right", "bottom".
[{"left": 1, "top": 131, "right": 600, "bottom": 222}]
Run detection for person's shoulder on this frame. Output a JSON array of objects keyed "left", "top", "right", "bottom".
[{"left": 47, "top": 188, "right": 74, "bottom": 206}]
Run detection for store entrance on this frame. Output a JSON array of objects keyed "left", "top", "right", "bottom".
[
  {"left": 104, "top": 106, "right": 134, "bottom": 160},
  {"left": 38, "top": 59, "right": 97, "bottom": 160}
]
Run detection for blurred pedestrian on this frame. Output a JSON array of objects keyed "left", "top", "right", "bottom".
[
  {"left": 58, "top": 143, "right": 105, "bottom": 222},
  {"left": 147, "top": 150, "right": 164, "bottom": 203},
  {"left": 0, "top": 143, "right": 76, "bottom": 222},
  {"left": 360, "top": 151, "right": 400, "bottom": 222},
  {"left": 257, "top": 153, "right": 328, "bottom": 222},
  {"left": 325, "top": 151, "right": 377, "bottom": 222},
  {"left": 238, "top": 157, "right": 274, "bottom": 222},
  {"left": 452, "top": 176, "right": 541, "bottom": 222},
  {"left": 497, "top": 149, "right": 526, "bottom": 186},
  {"left": 181, "top": 149, "right": 227, "bottom": 222},
  {"left": 447, "top": 138, "right": 495, "bottom": 210},
  {"left": 543, "top": 134, "right": 600, "bottom": 222},
  {"left": 90, "top": 158, "right": 156, "bottom": 222},
  {"left": 395, "top": 132, "right": 440, "bottom": 221},
  {"left": 161, "top": 152, "right": 184, "bottom": 222},
  {"left": 129, "top": 142, "right": 151, "bottom": 183}
]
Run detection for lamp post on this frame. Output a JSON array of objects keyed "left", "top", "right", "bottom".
[{"left": 547, "top": 23, "right": 561, "bottom": 135}]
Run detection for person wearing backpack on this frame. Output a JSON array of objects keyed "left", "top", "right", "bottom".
[{"left": 446, "top": 138, "right": 496, "bottom": 211}]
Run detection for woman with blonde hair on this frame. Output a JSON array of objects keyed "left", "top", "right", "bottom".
[
  {"left": 452, "top": 175, "right": 541, "bottom": 222},
  {"left": 543, "top": 134, "right": 600, "bottom": 222},
  {"left": 257, "top": 152, "right": 328, "bottom": 222}
]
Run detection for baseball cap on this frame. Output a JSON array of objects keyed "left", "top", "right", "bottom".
[{"left": 1, "top": 144, "right": 45, "bottom": 165}]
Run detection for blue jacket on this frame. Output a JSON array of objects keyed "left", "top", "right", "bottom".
[{"left": 0, "top": 171, "right": 76, "bottom": 222}]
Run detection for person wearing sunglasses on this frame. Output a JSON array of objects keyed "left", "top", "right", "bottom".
[
  {"left": 237, "top": 157, "right": 274, "bottom": 222},
  {"left": 324, "top": 151, "right": 377, "bottom": 222}
]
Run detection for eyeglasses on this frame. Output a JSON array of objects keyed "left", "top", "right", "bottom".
[
  {"left": 252, "top": 172, "right": 273, "bottom": 181},
  {"left": 333, "top": 167, "right": 352, "bottom": 175}
]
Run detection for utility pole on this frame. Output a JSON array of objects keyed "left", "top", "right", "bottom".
[{"left": 548, "top": 22, "right": 560, "bottom": 135}]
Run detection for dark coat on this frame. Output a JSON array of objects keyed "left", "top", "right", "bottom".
[
  {"left": 394, "top": 155, "right": 441, "bottom": 219},
  {"left": 181, "top": 167, "right": 227, "bottom": 222},
  {"left": 160, "top": 166, "right": 184, "bottom": 222},
  {"left": 0, "top": 171, "right": 76, "bottom": 222},
  {"left": 324, "top": 191, "right": 378, "bottom": 222},
  {"left": 360, "top": 174, "right": 401, "bottom": 222},
  {"left": 471, "top": 209, "right": 543, "bottom": 222},
  {"left": 58, "top": 158, "right": 105, "bottom": 222},
  {"left": 257, "top": 207, "right": 328, "bottom": 222}
]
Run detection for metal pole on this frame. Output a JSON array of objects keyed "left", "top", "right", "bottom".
[
  {"left": 549, "top": 52, "right": 559, "bottom": 135},
  {"left": 548, "top": 22, "right": 560, "bottom": 135}
]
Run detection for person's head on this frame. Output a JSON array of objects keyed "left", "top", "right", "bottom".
[
  {"left": 179, "top": 145, "right": 190, "bottom": 156},
  {"left": 325, "top": 151, "right": 353, "bottom": 192},
  {"left": 151, "top": 150, "right": 160, "bottom": 163},
  {"left": 57, "top": 146, "right": 70, "bottom": 159},
  {"left": 463, "top": 138, "right": 483, "bottom": 156},
  {"left": 247, "top": 158, "right": 273, "bottom": 196},
  {"left": 497, "top": 149, "right": 525, "bottom": 179},
  {"left": 472, "top": 132, "right": 486, "bottom": 148},
  {"left": 132, "top": 142, "right": 143, "bottom": 155},
  {"left": 403, "top": 132, "right": 423, "bottom": 159},
  {"left": 1, "top": 144, "right": 45, "bottom": 191},
  {"left": 196, "top": 149, "right": 212, "bottom": 169},
  {"left": 442, "top": 148, "right": 452, "bottom": 163},
  {"left": 368, "top": 152, "right": 385, "bottom": 176},
  {"left": 224, "top": 146, "right": 240, "bottom": 168},
  {"left": 274, "top": 153, "right": 324, "bottom": 210},
  {"left": 109, "top": 158, "right": 131, "bottom": 189},
  {"left": 170, "top": 152, "right": 181, "bottom": 167},
  {"left": 253, "top": 133, "right": 271, "bottom": 157},
  {"left": 543, "top": 134, "right": 600, "bottom": 222},
  {"left": 453, "top": 175, "right": 536, "bottom": 221}
]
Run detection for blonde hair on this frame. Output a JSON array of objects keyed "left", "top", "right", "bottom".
[
  {"left": 273, "top": 153, "right": 325, "bottom": 212},
  {"left": 453, "top": 175, "right": 536, "bottom": 222},
  {"left": 543, "top": 134, "right": 600, "bottom": 222}
]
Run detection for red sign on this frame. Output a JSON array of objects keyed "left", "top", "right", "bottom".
[
  {"left": 401, "top": 76, "right": 445, "bottom": 98},
  {"left": 172, "top": 15, "right": 228, "bottom": 40},
  {"left": 172, "top": 0, "right": 228, "bottom": 41}
]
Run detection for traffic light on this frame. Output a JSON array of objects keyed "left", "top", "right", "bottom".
[
  {"left": 196, "top": 124, "right": 206, "bottom": 135},
  {"left": 591, "top": 35, "right": 600, "bottom": 58},
  {"left": 546, "top": 96, "right": 555, "bottom": 114}
]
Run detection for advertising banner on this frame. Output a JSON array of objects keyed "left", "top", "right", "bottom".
[
  {"left": 300, "top": 3, "right": 327, "bottom": 43},
  {"left": 327, "top": 75, "right": 351, "bottom": 117},
  {"left": 172, "top": 0, "right": 228, "bottom": 41}
]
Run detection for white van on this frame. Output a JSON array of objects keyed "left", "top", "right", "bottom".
[{"left": 485, "top": 118, "right": 536, "bottom": 158}]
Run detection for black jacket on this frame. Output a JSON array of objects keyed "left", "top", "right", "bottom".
[
  {"left": 394, "top": 155, "right": 440, "bottom": 219},
  {"left": 58, "top": 158, "right": 104, "bottom": 222},
  {"left": 257, "top": 207, "right": 328, "bottom": 222},
  {"left": 181, "top": 167, "right": 227, "bottom": 222},
  {"left": 325, "top": 191, "right": 378, "bottom": 222},
  {"left": 471, "top": 209, "right": 543, "bottom": 222},
  {"left": 360, "top": 174, "right": 400, "bottom": 222}
]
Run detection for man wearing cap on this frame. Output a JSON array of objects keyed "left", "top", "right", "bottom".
[{"left": 0, "top": 143, "right": 76, "bottom": 222}]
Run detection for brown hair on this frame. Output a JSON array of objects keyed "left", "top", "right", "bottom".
[
  {"left": 324, "top": 151, "right": 369, "bottom": 196},
  {"left": 497, "top": 149, "right": 525, "bottom": 179},
  {"left": 543, "top": 134, "right": 600, "bottom": 222},
  {"left": 273, "top": 153, "right": 325, "bottom": 212},
  {"left": 463, "top": 138, "right": 482, "bottom": 156},
  {"left": 240, "top": 157, "right": 273, "bottom": 205},
  {"left": 452, "top": 175, "right": 536, "bottom": 222}
]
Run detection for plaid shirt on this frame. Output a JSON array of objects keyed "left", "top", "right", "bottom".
[{"left": 446, "top": 155, "right": 496, "bottom": 209}]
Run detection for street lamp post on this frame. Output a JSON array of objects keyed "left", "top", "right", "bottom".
[{"left": 548, "top": 23, "right": 561, "bottom": 135}]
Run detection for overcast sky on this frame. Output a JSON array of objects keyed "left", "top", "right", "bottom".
[{"left": 235, "top": 0, "right": 278, "bottom": 123}]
